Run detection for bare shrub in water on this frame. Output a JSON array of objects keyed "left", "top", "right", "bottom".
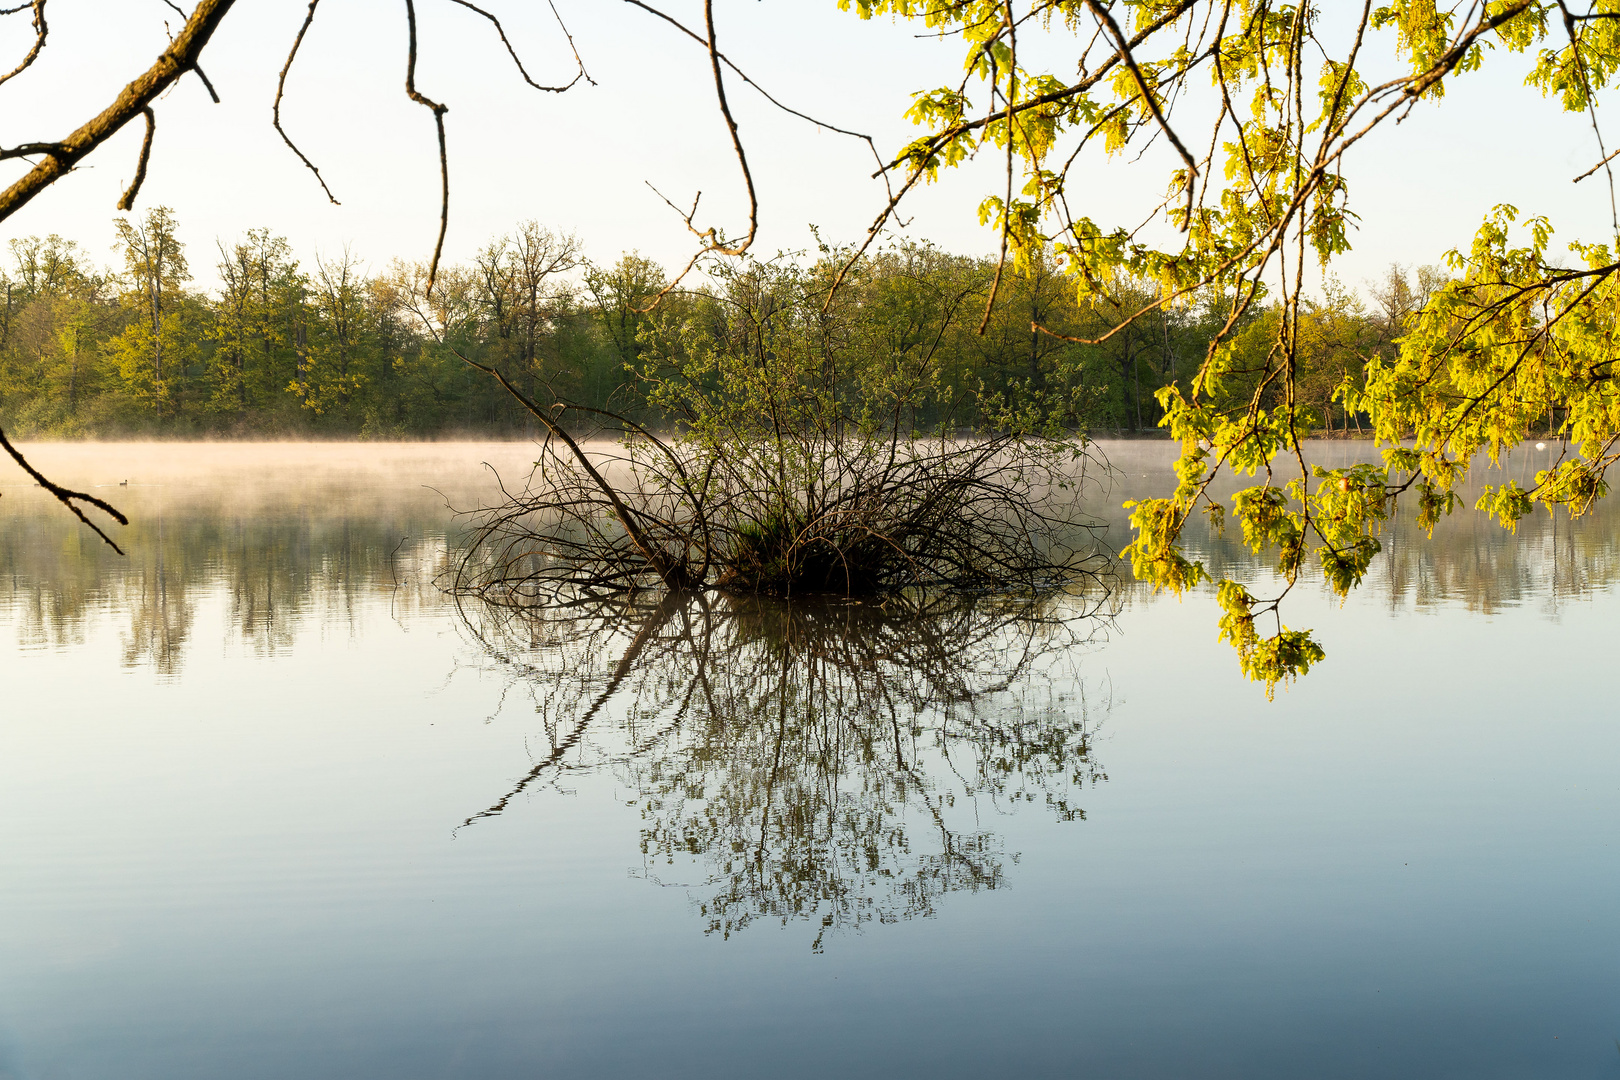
[{"left": 450, "top": 253, "right": 1110, "bottom": 604}]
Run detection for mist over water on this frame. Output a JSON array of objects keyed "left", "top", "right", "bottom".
[{"left": 0, "top": 440, "right": 1616, "bottom": 1080}]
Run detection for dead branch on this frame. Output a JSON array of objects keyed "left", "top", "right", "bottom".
[
  {"left": 453, "top": 415, "right": 1106, "bottom": 605},
  {"left": 116, "top": 107, "right": 155, "bottom": 211},
  {"left": 445, "top": 0, "right": 593, "bottom": 91},
  {"left": 622, "top": 0, "right": 878, "bottom": 148},
  {"left": 634, "top": 0, "right": 761, "bottom": 308},
  {"left": 400, "top": 0, "right": 598, "bottom": 293},
  {"left": 273, "top": 0, "right": 340, "bottom": 205},
  {"left": 0, "top": 0, "right": 236, "bottom": 223},
  {"left": 403, "top": 0, "right": 451, "bottom": 293},
  {"left": 693, "top": 0, "right": 757, "bottom": 258},
  {"left": 0, "top": 425, "right": 126, "bottom": 554},
  {"left": 0, "top": 0, "right": 45, "bottom": 89}
]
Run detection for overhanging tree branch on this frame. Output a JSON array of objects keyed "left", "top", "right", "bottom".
[
  {"left": 0, "top": 0, "right": 236, "bottom": 224},
  {"left": 0, "top": 0, "right": 46, "bottom": 89},
  {"left": 0, "top": 426, "right": 127, "bottom": 554}
]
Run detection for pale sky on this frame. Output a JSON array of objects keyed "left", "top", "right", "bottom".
[{"left": 1, "top": 0, "right": 1616, "bottom": 297}]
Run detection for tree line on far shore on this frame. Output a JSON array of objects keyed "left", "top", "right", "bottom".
[{"left": 0, "top": 207, "right": 1441, "bottom": 439}]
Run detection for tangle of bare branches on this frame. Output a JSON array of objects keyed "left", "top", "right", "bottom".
[{"left": 451, "top": 590, "right": 1108, "bottom": 946}]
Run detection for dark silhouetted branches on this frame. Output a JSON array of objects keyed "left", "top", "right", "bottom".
[
  {"left": 0, "top": 0, "right": 46, "bottom": 90},
  {"left": 0, "top": 424, "right": 126, "bottom": 553},
  {"left": 115, "top": 107, "right": 155, "bottom": 213}
]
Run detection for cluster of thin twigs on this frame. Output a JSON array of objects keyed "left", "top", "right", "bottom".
[{"left": 449, "top": 416, "right": 1111, "bottom": 604}]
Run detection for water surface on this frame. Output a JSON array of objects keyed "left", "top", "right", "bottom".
[{"left": 0, "top": 440, "right": 1616, "bottom": 1079}]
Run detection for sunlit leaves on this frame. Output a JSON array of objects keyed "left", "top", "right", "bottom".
[
  {"left": 847, "top": 0, "right": 1616, "bottom": 692},
  {"left": 1216, "top": 581, "right": 1325, "bottom": 699},
  {"left": 1308, "top": 464, "right": 1389, "bottom": 594},
  {"left": 1372, "top": 1, "right": 1461, "bottom": 94},
  {"left": 1526, "top": 0, "right": 1620, "bottom": 110},
  {"left": 1120, "top": 496, "right": 1208, "bottom": 593},
  {"left": 1362, "top": 206, "right": 1620, "bottom": 519}
]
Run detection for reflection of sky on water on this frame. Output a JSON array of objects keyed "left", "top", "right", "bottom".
[{"left": 0, "top": 441, "right": 1617, "bottom": 1080}]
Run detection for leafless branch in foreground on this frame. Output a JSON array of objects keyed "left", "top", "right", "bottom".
[
  {"left": 274, "top": 0, "right": 340, "bottom": 205},
  {"left": 116, "top": 106, "right": 155, "bottom": 211},
  {"left": 0, "top": 426, "right": 127, "bottom": 553},
  {"left": 0, "top": 0, "right": 236, "bottom": 223},
  {"left": 0, "top": 0, "right": 46, "bottom": 89}
]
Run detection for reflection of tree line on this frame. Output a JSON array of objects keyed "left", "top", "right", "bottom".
[
  {"left": 1096, "top": 446, "right": 1620, "bottom": 616},
  {"left": 0, "top": 498, "right": 450, "bottom": 672},
  {"left": 458, "top": 595, "right": 1106, "bottom": 950},
  {"left": 1364, "top": 500, "right": 1613, "bottom": 617}
]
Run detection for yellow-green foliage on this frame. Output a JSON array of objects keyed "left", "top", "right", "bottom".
[
  {"left": 1216, "top": 581, "right": 1325, "bottom": 699},
  {"left": 839, "top": 0, "right": 1620, "bottom": 691}
]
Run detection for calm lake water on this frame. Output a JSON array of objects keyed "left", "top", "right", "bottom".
[{"left": 0, "top": 440, "right": 1616, "bottom": 1080}]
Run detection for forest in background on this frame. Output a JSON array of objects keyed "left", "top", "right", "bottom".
[{"left": 0, "top": 207, "right": 1441, "bottom": 439}]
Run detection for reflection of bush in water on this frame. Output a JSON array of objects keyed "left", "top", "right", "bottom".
[{"left": 459, "top": 593, "right": 1108, "bottom": 950}]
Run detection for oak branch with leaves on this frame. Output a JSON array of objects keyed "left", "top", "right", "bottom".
[{"left": 839, "top": 0, "right": 1620, "bottom": 692}]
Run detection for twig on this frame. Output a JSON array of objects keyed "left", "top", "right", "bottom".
[
  {"left": 445, "top": 0, "right": 593, "bottom": 90},
  {"left": 403, "top": 0, "right": 450, "bottom": 293},
  {"left": 0, "top": 0, "right": 46, "bottom": 90},
  {"left": 622, "top": 0, "right": 876, "bottom": 146},
  {"left": 635, "top": 0, "right": 760, "bottom": 308},
  {"left": 698, "top": 0, "right": 756, "bottom": 259},
  {"left": 1573, "top": 144, "right": 1620, "bottom": 184},
  {"left": 0, "top": 141, "right": 64, "bottom": 161},
  {"left": 116, "top": 106, "right": 155, "bottom": 211},
  {"left": 0, "top": 425, "right": 127, "bottom": 554},
  {"left": 190, "top": 61, "right": 219, "bottom": 102},
  {"left": 274, "top": 0, "right": 341, "bottom": 205}
]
